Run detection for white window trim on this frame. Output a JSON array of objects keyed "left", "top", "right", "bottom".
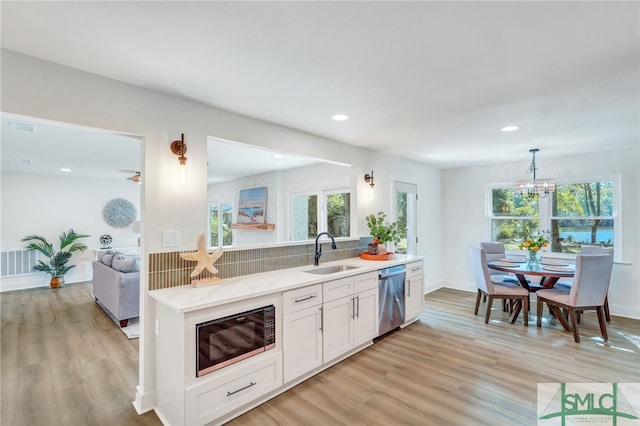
[
  {"left": 287, "top": 186, "right": 352, "bottom": 241},
  {"left": 487, "top": 174, "right": 621, "bottom": 261}
]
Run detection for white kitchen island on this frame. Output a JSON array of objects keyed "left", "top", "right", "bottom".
[{"left": 150, "top": 255, "right": 424, "bottom": 426}]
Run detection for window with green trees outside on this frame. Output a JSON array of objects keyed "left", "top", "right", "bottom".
[{"left": 490, "top": 179, "right": 615, "bottom": 254}]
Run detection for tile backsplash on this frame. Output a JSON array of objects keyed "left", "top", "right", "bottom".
[{"left": 148, "top": 238, "right": 370, "bottom": 291}]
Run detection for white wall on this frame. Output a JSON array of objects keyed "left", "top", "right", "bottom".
[
  {"left": 441, "top": 148, "right": 640, "bottom": 319},
  {"left": 1, "top": 49, "right": 442, "bottom": 414},
  {"left": 0, "top": 171, "right": 141, "bottom": 291}
]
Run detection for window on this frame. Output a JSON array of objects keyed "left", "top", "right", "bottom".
[
  {"left": 489, "top": 177, "right": 618, "bottom": 255},
  {"left": 489, "top": 187, "right": 540, "bottom": 250},
  {"left": 394, "top": 181, "right": 417, "bottom": 255},
  {"left": 550, "top": 181, "right": 614, "bottom": 254},
  {"left": 208, "top": 202, "right": 233, "bottom": 247},
  {"left": 290, "top": 188, "right": 350, "bottom": 241}
]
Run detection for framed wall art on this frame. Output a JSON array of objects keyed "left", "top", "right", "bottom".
[{"left": 237, "top": 187, "right": 267, "bottom": 224}]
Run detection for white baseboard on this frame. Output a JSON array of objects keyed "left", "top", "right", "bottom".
[{"left": 133, "top": 386, "right": 156, "bottom": 415}]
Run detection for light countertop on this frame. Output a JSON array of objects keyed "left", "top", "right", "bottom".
[{"left": 149, "top": 254, "right": 423, "bottom": 313}]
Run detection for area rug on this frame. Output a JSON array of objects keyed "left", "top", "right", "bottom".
[
  {"left": 120, "top": 317, "right": 139, "bottom": 339},
  {"left": 91, "top": 293, "right": 140, "bottom": 339}
]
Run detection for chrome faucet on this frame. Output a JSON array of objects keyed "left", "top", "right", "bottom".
[{"left": 314, "top": 232, "right": 337, "bottom": 266}]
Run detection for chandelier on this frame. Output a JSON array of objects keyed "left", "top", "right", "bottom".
[{"left": 514, "top": 148, "right": 555, "bottom": 198}]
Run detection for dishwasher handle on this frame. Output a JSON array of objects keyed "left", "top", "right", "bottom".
[{"left": 379, "top": 269, "right": 405, "bottom": 279}]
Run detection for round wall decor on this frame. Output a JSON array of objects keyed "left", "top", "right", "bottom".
[
  {"left": 99, "top": 234, "right": 113, "bottom": 249},
  {"left": 102, "top": 198, "right": 137, "bottom": 228}
]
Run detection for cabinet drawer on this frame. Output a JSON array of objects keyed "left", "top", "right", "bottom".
[
  {"left": 185, "top": 351, "right": 282, "bottom": 425},
  {"left": 353, "top": 271, "right": 378, "bottom": 293},
  {"left": 283, "top": 284, "right": 323, "bottom": 314},
  {"left": 323, "top": 277, "right": 354, "bottom": 303},
  {"left": 406, "top": 261, "right": 424, "bottom": 278}
]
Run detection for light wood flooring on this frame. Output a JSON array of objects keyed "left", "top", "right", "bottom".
[{"left": 2, "top": 284, "right": 639, "bottom": 425}]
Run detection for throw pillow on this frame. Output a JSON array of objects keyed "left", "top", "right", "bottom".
[
  {"left": 101, "top": 250, "right": 117, "bottom": 266},
  {"left": 112, "top": 254, "right": 140, "bottom": 273}
]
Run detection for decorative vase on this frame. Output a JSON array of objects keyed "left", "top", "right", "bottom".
[
  {"left": 527, "top": 250, "right": 541, "bottom": 269},
  {"left": 50, "top": 277, "right": 64, "bottom": 289},
  {"left": 99, "top": 234, "right": 113, "bottom": 249}
]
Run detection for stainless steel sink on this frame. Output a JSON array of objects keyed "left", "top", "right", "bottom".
[{"left": 304, "top": 264, "right": 359, "bottom": 275}]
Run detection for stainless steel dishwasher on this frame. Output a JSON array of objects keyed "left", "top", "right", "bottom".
[{"left": 378, "top": 264, "right": 406, "bottom": 336}]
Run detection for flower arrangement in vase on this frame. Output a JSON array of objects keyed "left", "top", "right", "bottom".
[{"left": 518, "top": 232, "right": 549, "bottom": 267}]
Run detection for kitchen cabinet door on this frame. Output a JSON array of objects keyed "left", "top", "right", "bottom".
[
  {"left": 282, "top": 306, "right": 323, "bottom": 383},
  {"left": 322, "top": 296, "right": 354, "bottom": 362},
  {"left": 353, "top": 288, "right": 378, "bottom": 347},
  {"left": 405, "top": 261, "right": 424, "bottom": 323}
]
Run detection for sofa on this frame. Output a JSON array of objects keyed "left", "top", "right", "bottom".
[{"left": 92, "top": 251, "right": 140, "bottom": 327}]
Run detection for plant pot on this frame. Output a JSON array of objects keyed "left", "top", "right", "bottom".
[{"left": 50, "top": 277, "right": 64, "bottom": 289}]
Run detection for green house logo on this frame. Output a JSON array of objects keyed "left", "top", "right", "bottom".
[{"left": 538, "top": 383, "right": 639, "bottom": 425}]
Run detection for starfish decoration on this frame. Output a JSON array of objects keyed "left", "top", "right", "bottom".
[{"left": 180, "top": 232, "right": 224, "bottom": 277}]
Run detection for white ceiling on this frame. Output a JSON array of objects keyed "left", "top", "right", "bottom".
[{"left": 1, "top": 1, "right": 638, "bottom": 179}]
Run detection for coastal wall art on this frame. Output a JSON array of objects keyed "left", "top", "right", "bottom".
[{"left": 237, "top": 187, "right": 267, "bottom": 224}]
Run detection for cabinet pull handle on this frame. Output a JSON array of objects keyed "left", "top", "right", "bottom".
[
  {"left": 351, "top": 297, "right": 355, "bottom": 319},
  {"left": 408, "top": 279, "right": 411, "bottom": 297},
  {"left": 356, "top": 295, "right": 360, "bottom": 318},
  {"left": 294, "top": 294, "right": 316, "bottom": 303},
  {"left": 411, "top": 266, "right": 421, "bottom": 272},
  {"left": 319, "top": 306, "right": 323, "bottom": 332},
  {"left": 226, "top": 381, "right": 256, "bottom": 397}
]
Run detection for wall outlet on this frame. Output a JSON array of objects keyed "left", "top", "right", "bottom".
[{"left": 162, "top": 231, "right": 180, "bottom": 247}]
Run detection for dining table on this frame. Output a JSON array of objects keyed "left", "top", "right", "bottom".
[{"left": 487, "top": 257, "right": 575, "bottom": 292}]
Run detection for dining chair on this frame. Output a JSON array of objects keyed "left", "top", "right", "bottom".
[
  {"left": 555, "top": 246, "right": 612, "bottom": 322},
  {"left": 471, "top": 247, "right": 529, "bottom": 326},
  {"left": 480, "top": 242, "right": 517, "bottom": 312},
  {"left": 535, "top": 253, "right": 613, "bottom": 343}
]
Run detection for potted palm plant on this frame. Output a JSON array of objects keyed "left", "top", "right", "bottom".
[{"left": 22, "top": 229, "right": 90, "bottom": 288}]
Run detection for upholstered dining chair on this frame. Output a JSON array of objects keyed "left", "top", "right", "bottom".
[
  {"left": 471, "top": 247, "right": 529, "bottom": 326},
  {"left": 555, "top": 246, "right": 612, "bottom": 322},
  {"left": 535, "top": 253, "right": 613, "bottom": 343},
  {"left": 480, "top": 242, "right": 516, "bottom": 312}
]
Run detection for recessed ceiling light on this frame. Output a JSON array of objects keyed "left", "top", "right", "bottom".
[
  {"left": 501, "top": 125, "right": 520, "bottom": 132},
  {"left": 60, "top": 168, "right": 71, "bottom": 172},
  {"left": 332, "top": 114, "right": 349, "bottom": 121},
  {"left": 273, "top": 153, "right": 283, "bottom": 159}
]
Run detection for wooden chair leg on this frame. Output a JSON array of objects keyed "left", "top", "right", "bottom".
[
  {"left": 604, "top": 295, "right": 611, "bottom": 322},
  {"left": 597, "top": 306, "right": 609, "bottom": 341},
  {"left": 475, "top": 290, "right": 483, "bottom": 315},
  {"left": 483, "top": 294, "right": 487, "bottom": 303},
  {"left": 509, "top": 299, "right": 522, "bottom": 324},
  {"left": 523, "top": 296, "right": 528, "bottom": 327},
  {"left": 537, "top": 298, "right": 544, "bottom": 327},
  {"left": 568, "top": 308, "right": 580, "bottom": 343},
  {"left": 485, "top": 295, "right": 494, "bottom": 324}
]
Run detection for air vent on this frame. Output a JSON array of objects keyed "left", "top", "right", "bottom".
[{"left": 10, "top": 122, "right": 37, "bottom": 133}]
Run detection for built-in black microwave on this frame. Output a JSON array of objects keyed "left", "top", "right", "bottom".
[{"left": 196, "top": 305, "right": 276, "bottom": 377}]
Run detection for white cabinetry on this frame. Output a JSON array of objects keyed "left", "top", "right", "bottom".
[
  {"left": 185, "top": 351, "right": 282, "bottom": 426},
  {"left": 404, "top": 261, "right": 424, "bottom": 324},
  {"left": 282, "top": 284, "right": 323, "bottom": 383},
  {"left": 282, "top": 272, "right": 379, "bottom": 383},
  {"left": 153, "top": 294, "right": 282, "bottom": 426},
  {"left": 323, "top": 272, "right": 378, "bottom": 363}
]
